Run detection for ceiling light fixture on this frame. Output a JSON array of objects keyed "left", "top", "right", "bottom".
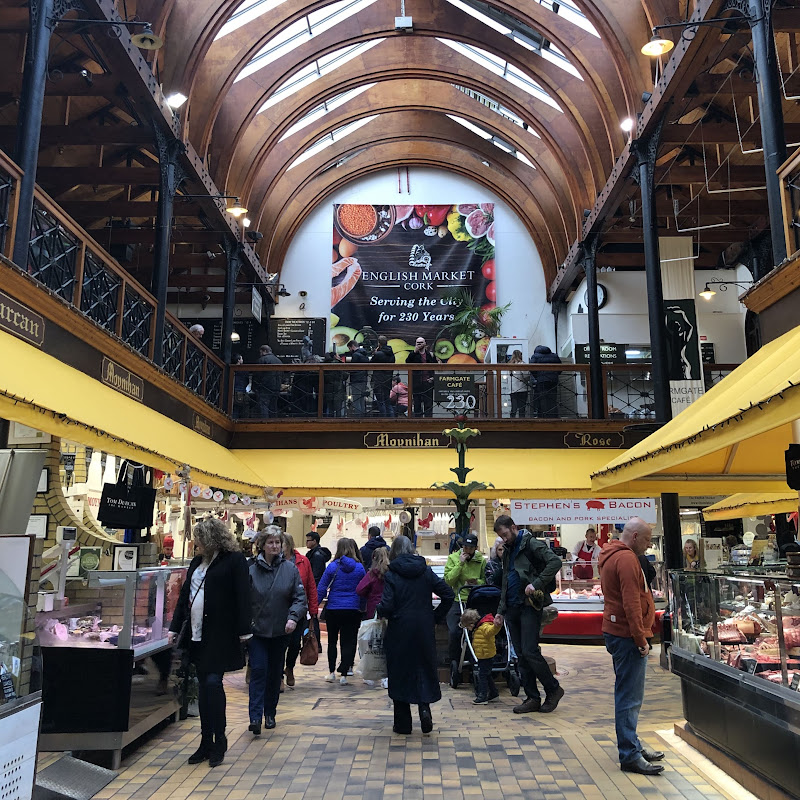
[
  {"left": 166, "top": 92, "right": 188, "bottom": 108},
  {"left": 55, "top": 18, "right": 164, "bottom": 49},
  {"left": 277, "top": 284, "right": 291, "bottom": 297},
  {"left": 241, "top": 217, "right": 251, "bottom": 227},
  {"left": 620, "top": 117, "right": 635, "bottom": 132},
  {"left": 641, "top": 34, "right": 674, "bottom": 57},
  {"left": 226, "top": 202, "right": 248, "bottom": 217},
  {"left": 698, "top": 279, "right": 753, "bottom": 301},
  {"left": 231, "top": 331, "right": 241, "bottom": 343},
  {"left": 699, "top": 283, "right": 716, "bottom": 300}
]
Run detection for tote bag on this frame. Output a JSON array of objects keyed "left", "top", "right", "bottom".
[{"left": 98, "top": 461, "right": 156, "bottom": 530}]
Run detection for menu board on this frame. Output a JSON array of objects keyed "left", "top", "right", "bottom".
[{"left": 268, "top": 318, "right": 327, "bottom": 360}]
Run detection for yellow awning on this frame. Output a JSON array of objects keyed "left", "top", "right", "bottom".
[
  {"left": 234, "top": 447, "right": 625, "bottom": 498},
  {"left": 0, "top": 331, "right": 263, "bottom": 493},
  {"left": 592, "top": 324, "right": 800, "bottom": 494},
  {"left": 702, "top": 492, "right": 799, "bottom": 521}
]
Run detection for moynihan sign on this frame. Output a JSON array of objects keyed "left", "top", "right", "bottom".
[
  {"left": 363, "top": 432, "right": 449, "bottom": 449},
  {"left": 101, "top": 357, "right": 144, "bottom": 402}
]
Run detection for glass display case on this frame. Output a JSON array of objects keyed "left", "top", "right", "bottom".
[
  {"left": 38, "top": 565, "right": 187, "bottom": 768},
  {"left": 0, "top": 535, "right": 34, "bottom": 703},
  {"left": 37, "top": 565, "right": 186, "bottom": 656},
  {"left": 669, "top": 569, "right": 800, "bottom": 797}
]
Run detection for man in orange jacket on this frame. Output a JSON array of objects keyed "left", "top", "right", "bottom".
[{"left": 598, "top": 517, "right": 664, "bottom": 776}]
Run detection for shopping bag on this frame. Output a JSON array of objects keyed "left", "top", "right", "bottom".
[
  {"left": 355, "top": 618, "right": 387, "bottom": 682},
  {"left": 299, "top": 628, "right": 319, "bottom": 666},
  {"left": 98, "top": 460, "right": 156, "bottom": 529}
]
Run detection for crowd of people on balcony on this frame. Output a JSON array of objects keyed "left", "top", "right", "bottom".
[{"left": 229, "top": 335, "right": 565, "bottom": 420}]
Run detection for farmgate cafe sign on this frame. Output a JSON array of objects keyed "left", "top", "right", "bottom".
[
  {"left": 363, "top": 432, "right": 449, "bottom": 449},
  {"left": 101, "top": 357, "right": 144, "bottom": 402},
  {"left": 511, "top": 497, "right": 658, "bottom": 525}
]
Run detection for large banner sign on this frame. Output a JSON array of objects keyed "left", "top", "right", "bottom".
[
  {"left": 663, "top": 298, "right": 705, "bottom": 415},
  {"left": 331, "top": 203, "right": 496, "bottom": 364},
  {"left": 510, "top": 498, "right": 658, "bottom": 525}
]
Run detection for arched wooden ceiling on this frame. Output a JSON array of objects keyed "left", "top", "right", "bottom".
[{"left": 142, "top": 0, "right": 669, "bottom": 279}]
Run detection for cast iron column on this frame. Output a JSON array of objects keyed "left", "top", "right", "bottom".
[
  {"left": 151, "top": 128, "right": 185, "bottom": 366},
  {"left": 634, "top": 117, "right": 671, "bottom": 423},
  {"left": 582, "top": 235, "right": 604, "bottom": 418},
  {"left": 726, "top": 0, "right": 787, "bottom": 269},
  {"left": 13, "top": 0, "right": 84, "bottom": 267},
  {"left": 221, "top": 238, "right": 242, "bottom": 400},
  {"left": 661, "top": 492, "right": 683, "bottom": 570}
]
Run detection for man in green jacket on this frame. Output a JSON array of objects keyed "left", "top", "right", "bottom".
[
  {"left": 444, "top": 533, "right": 487, "bottom": 683},
  {"left": 494, "top": 515, "right": 564, "bottom": 715}
]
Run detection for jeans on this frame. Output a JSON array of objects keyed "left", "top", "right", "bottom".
[
  {"left": 257, "top": 391, "right": 278, "bottom": 419},
  {"left": 413, "top": 386, "right": 433, "bottom": 417},
  {"left": 374, "top": 384, "right": 393, "bottom": 417},
  {"left": 197, "top": 670, "right": 226, "bottom": 742},
  {"left": 505, "top": 604, "right": 558, "bottom": 699},
  {"left": 476, "top": 658, "right": 497, "bottom": 700},
  {"left": 350, "top": 383, "right": 368, "bottom": 416},
  {"left": 248, "top": 635, "right": 289, "bottom": 723},
  {"left": 284, "top": 623, "right": 304, "bottom": 671},
  {"left": 324, "top": 609, "right": 362, "bottom": 674},
  {"left": 604, "top": 634, "right": 648, "bottom": 765},
  {"left": 446, "top": 602, "right": 464, "bottom": 662},
  {"left": 510, "top": 391, "right": 527, "bottom": 417},
  {"left": 532, "top": 384, "right": 558, "bottom": 418}
]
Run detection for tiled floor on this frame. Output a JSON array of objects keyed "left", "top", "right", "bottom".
[{"left": 46, "top": 643, "right": 750, "bottom": 800}]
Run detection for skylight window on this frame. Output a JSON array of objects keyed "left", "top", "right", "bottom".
[
  {"left": 438, "top": 39, "right": 562, "bottom": 111},
  {"left": 279, "top": 84, "right": 375, "bottom": 141},
  {"left": 535, "top": 0, "right": 599, "bottom": 37},
  {"left": 447, "top": 115, "right": 536, "bottom": 168},
  {"left": 453, "top": 85, "right": 542, "bottom": 138},
  {"left": 216, "top": 0, "right": 288, "bottom": 40},
  {"left": 236, "top": 0, "right": 378, "bottom": 82},
  {"left": 288, "top": 115, "right": 379, "bottom": 170},
  {"left": 258, "top": 40, "right": 385, "bottom": 113}
]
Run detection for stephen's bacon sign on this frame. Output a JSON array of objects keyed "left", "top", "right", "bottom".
[{"left": 511, "top": 498, "right": 658, "bottom": 525}]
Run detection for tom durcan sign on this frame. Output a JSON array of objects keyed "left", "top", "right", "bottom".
[{"left": 0, "top": 290, "right": 45, "bottom": 347}]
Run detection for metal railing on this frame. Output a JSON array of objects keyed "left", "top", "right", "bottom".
[
  {"left": 779, "top": 145, "right": 800, "bottom": 260},
  {"left": 0, "top": 148, "right": 225, "bottom": 410}
]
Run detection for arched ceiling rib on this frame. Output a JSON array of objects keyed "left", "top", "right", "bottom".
[
  {"left": 247, "top": 80, "right": 578, "bottom": 243},
  {"left": 146, "top": 0, "right": 679, "bottom": 280}
]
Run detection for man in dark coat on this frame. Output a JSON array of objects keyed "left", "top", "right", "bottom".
[
  {"left": 529, "top": 344, "right": 561, "bottom": 418},
  {"left": 347, "top": 339, "right": 370, "bottom": 416},
  {"left": 377, "top": 538, "right": 454, "bottom": 735},
  {"left": 360, "top": 525, "right": 389, "bottom": 566},
  {"left": 252, "top": 344, "right": 283, "bottom": 418},
  {"left": 370, "top": 335, "right": 396, "bottom": 417},
  {"left": 305, "top": 532, "right": 332, "bottom": 585},
  {"left": 406, "top": 336, "right": 437, "bottom": 417}
]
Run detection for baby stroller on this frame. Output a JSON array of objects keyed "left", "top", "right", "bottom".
[{"left": 450, "top": 584, "right": 521, "bottom": 696}]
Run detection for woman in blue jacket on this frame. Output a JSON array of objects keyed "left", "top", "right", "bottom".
[{"left": 317, "top": 538, "right": 366, "bottom": 684}]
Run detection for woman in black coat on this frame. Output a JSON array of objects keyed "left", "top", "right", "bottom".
[
  {"left": 169, "top": 518, "right": 250, "bottom": 768},
  {"left": 376, "top": 536, "right": 454, "bottom": 735}
]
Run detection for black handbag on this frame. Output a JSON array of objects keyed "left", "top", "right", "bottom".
[{"left": 98, "top": 461, "right": 156, "bottom": 529}]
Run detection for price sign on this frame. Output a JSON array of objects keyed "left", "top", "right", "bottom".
[{"left": 434, "top": 372, "right": 476, "bottom": 411}]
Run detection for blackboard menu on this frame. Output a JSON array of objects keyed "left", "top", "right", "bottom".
[{"left": 268, "top": 317, "right": 327, "bottom": 360}]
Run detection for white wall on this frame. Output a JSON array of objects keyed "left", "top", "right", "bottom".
[
  {"left": 275, "top": 167, "right": 555, "bottom": 353},
  {"left": 561, "top": 267, "right": 748, "bottom": 364}
]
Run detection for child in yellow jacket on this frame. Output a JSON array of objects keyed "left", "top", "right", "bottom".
[{"left": 460, "top": 608, "right": 502, "bottom": 704}]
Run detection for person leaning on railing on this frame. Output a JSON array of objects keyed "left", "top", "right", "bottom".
[
  {"left": 529, "top": 345, "right": 561, "bottom": 418},
  {"left": 252, "top": 345, "right": 283, "bottom": 419}
]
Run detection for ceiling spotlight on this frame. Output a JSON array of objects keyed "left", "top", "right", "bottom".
[
  {"left": 166, "top": 92, "right": 188, "bottom": 108},
  {"left": 699, "top": 283, "right": 716, "bottom": 300},
  {"left": 226, "top": 201, "right": 248, "bottom": 217},
  {"left": 620, "top": 117, "right": 635, "bottom": 133},
  {"left": 242, "top": 217, "right": 251, "bottom": 227},
  {"left": 641, "top": 34, "right": 674, "bottom": 57},
  {"left": 79, "top": 68, "right": 93, "bottom": 86},
  {"left": 131, "top": 24, "right": 164, "bottom": 50}
]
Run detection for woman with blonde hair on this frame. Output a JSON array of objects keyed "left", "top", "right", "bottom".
[
  {"left": 280, "top": 532, "right": 318, "bottom": 688},
  {"left": 248, "top": 527, "right": 306, "bottom": 735},
  {"left": 317, "top": 537, "right": 366, "bottom": 684},
  {"left": 356, "top": 546, "right": 390, "bottom": 618},
  {"left": 169, "top": 518, "right": 250, "bottom": 767}
]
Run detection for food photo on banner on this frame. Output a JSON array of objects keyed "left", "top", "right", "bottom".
[{"left": 330, "top": 203, "right": 496, "bottom": 363}]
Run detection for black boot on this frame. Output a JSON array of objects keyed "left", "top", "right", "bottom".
[
  {"left": 187, "top": 735, "right": 213, "bottom": 765},
  {"left": 418, "top": 703, "right": 433, "bottom": 734},
  {"left": 393, "top": 701, "right": 412, "bottom": 735},
  {"left": 208, "top": 734, "right": 226, "bottom": 768}
]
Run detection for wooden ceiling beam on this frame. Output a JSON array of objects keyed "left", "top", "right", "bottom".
[
  {"left": 61, "top": 200, "right": 203, "bottom": 217},
  {"left": 36, "top": 167, "right": 161, "bottom": 186}
]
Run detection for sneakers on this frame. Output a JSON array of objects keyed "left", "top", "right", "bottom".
[
  {"left": 540, "top": 685, "right": 564, "bottom": 713},
  {"left": 513, "top": 696, "right": 541, "bottom": 714},
  {"left": 325, "top": 672, "right": 336, "bottom": 682},
  {"left": 473, "top": 696, "right": 489, "bottom": 705},
  {"left": 285, "top": 668, "right": 295, "bottom": 687},
  {"left": 347, "top": 669, "right": 354, "bottom": 676},
  {"left": 380, "top": 678, "right": 389, "bottom": 689},
  {"left": 340, "top": 676, "right": 348, "bottom": 685}
]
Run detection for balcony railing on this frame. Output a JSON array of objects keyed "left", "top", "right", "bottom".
[
  {"left": 779, "top": 144, "right": 800, "bottom": 261},
  {"left": 0, "top": 149, "right": 224, "bottom": 410}
]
